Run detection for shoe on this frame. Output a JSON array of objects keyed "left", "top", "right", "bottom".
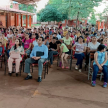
[
  {"left": 103, "top": 82, "right": 107, "bottom": 88},
  {"left": 79, "top": 69, "right": 82, "bottom": 72},
  {"left": 62, "top": 66, "right": 64, "bottom": 69},
  {"left": 25, "top": 75, "right": 32, "bottom": 80},
  {"left": 92, "top": 81, "right": 96, "bottom": 87},
  {"left": 16, "top": 73, "right": 18, "bottom": 77},
  {"left": 75, "top": 66, "right": 78, "bottom": 70},
  {"left": 37, "top": 77, "right": 42, "bottom": 82},
  {"left": 66, "top": 66, "right": 69, "bottom": 69},
  {"left": 8, "top": 73, "right": 12, "bottom": 76},
  {"left": 49, "top": 65, "right": 53, "bottom": 68}
]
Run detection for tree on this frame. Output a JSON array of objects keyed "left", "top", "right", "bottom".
[
  {"left": 38, "top": 5, "right": 68, "bottom": 22},
  {"left": 88, "top": 12, "right": 97, "bottom": 25},
  {"left": 96, "top": 4, "right": 108, "bottom": 22},
  {"left": 49, "top": 0, "right": 102, "bottom": 28},
  {"left": 19, "top": 4, "right": 36, "bottom": 13}
]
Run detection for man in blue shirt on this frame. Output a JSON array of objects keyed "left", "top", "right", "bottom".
[{"left": 24, "top": 37, "right": 48, "bottom": 82}]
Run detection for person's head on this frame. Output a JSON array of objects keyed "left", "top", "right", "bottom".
[
  {"left": 10, "top": 29, "right": 14, "bottom": 34},
  {"left": 15, "top": 39, "right": 22, "bottom": 46},
  {"left": 35, "top": 35, "right": 39, "bottom": 40},
  {"left": 0, "top": 42, "right": 2, "bottom": 47},
  {"left": 91, "top": 35, "right": 97, "bottom": 43},
  {"left": 49, "top": 35, "right": 53, "bottom": 40},
  {"left": 32, "top": 33, "right": 36, "bottom": 39},
  {"left": 66, "top": 32, "right": 70, "bottom": 38},
  {"left": 103, "top": 38, "right": 108, "bottom": 45},
  {"left": 25, "top": 33, "right": 29, "bottom": 39},
  {"left": 78, "top": 36, "right": 84, "bottom": 43},
  {"left": 56, "top": 40, "right": 61, "bottom": 46},
  {"left": 54, "top": 33, "right": 57, "bottom": 37},
  {"left": 12, "top": 35, "right": 16, "bottom": 40},
  {"left": 38, "top": 37, "right": 44, "bottom": 45},
  {"left": 97, "top": 44, "right": 106, "bottom": 52},
  {"left": 52, "top": 37, "right": 57, "bottom": 43}
]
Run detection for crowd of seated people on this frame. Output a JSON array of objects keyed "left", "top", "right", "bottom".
[{"left": 0, "top": 23, "right": 108, "bottom": 88}]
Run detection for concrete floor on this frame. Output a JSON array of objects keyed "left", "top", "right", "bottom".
[{"left": 0, "top": 62, "right": 108, "bottom": 108}]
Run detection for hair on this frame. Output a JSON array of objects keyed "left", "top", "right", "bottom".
[
  {"left": 0, "top": 42, "right": 2, "bottom": 45},
  {"left": 40, "top": 37, "right": 44, "bottom": 41},
  {"left": 36, "top": 35, "right": 39, "bottom": 39},
  {"left": 14, "top": 39, "right": 22, "bottom": 50},
  {"left": 56, "top": 40, "right": 61, "bottom": 44},
  {"left": 97, "top": 44, "right": 106, "bottom": 51},
  {"left": 10, "top": 29, "right": 14, "bottom": 34},
  {"left": 53, "top": 37, "right": 56, "bottom": 40},
  {"left": 77, "top": 36, "right": 84, "bottom": 42}
]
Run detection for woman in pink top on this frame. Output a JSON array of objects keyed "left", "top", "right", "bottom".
[{"left": 22, "top": 33, "right": 31, "bottom": 56}]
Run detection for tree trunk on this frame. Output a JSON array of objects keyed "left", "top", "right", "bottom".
[{"left": 76, "top": 11, "right": 79, "bottom": 29}]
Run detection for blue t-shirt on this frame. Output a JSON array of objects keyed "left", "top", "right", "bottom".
[{"left": 93, "top": 51, "right": 107, "bottom": 65}]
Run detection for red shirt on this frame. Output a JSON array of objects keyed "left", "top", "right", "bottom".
[{"left": 31, "top": 38, "right": 35, "bottom": 43}]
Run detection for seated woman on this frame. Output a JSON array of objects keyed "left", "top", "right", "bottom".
[
  {"left": 72, "top": 36, "right": 86, "bottom": 72},
  {"left": 22, "top": 33, "right": 31, "bottom": 57},
  {"left": 92, "top": 44, "right": 108, "bottom": 88},
  {"left": 86, "top": 35, "right": 100, "bottom": 65},
  {"left": 8, "top": 39, "right": 24, "bottom": 76}
]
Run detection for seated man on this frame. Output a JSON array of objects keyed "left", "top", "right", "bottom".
[
  {"left": 24, "top": 37, "right": 48, "bottom": 82},
  {"left": 48, "top": 37, "right": 58, "bottom": 67}
]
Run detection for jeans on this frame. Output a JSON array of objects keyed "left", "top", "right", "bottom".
[
  {"left": 74, "top": 53, "right": 85, "bottom": 69},
  {"left": 24, "top": 58, "right": 46, "bottom": 76},
  {"left": 48, "top": 51, "right": 58, "bottom": 64},
  {"left": 6, "top": 49, "right": 10, "bottom": 58},
  {"left": 92, "top": 65, "right": 108, "bottom": 82}
]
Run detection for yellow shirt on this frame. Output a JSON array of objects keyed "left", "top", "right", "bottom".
[
  {"left": 63, "top": 30, "right": 68, "bottom": 37},
  {"left": 76, "top": 33, "right": 81, "bottom": 37}
]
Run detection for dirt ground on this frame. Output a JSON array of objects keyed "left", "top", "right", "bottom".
[{"left": 0, "top": 61, "right": 108, "bottom": 108}]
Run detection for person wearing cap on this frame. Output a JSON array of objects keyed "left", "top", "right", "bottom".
[{"left": 72, "top": 36, "right": 86, "bottom": 72}]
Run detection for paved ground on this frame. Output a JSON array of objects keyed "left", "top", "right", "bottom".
[{"left": 0, "top": 61, "right": 108, "bottom": 108}]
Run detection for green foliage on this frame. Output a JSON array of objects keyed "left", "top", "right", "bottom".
[
  {"left": 38, "top": 5, "right": 68, "bottom": 22},
  {"left": 19, "top": 4, "right": 36, "bottom": 13},
  {"left": 88, "top": 12, "right": 97, "bottom": 25},
  {"left": 97, "top": 4, "right": 108, "bottom": 22},
  {"left": 49, "top": 0, "right": 102, "bottom": 20}
]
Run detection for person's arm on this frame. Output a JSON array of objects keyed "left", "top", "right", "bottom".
[
  {"left": 41, "top": 46, "right": 48, "bottom": 59},
  {"left": 20, "top": 46, "right": 25, "bottom": 55},
  {"left": 101, "top": 52, "right": 107, "bottom": 66},
  {"left": 72, "top": 44, "right": 76, "bottom": 51},
  {"left": 30, "top": 47, "right": 35, "bottom": 58},
  {"left": 94, "top": 52, "right": 102, "bottom": 70}
]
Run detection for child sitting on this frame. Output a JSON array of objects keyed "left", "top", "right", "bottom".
[
  {"left": 92, "top": 44, "right": 108, "bottom": 88},
  {"left": 0, "top": 42, "right": 3, "bottom": 56},
  {"left": 56, "top": 41, "right": 69, "bottom": 69}
]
